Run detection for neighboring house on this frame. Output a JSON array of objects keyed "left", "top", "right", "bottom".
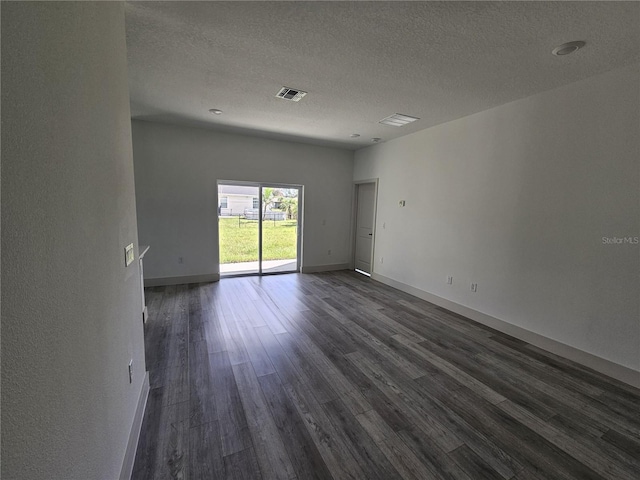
[
  {"left": 218, "top": 184, "right": 286, "bottom": 220},
  {"left": 218, "top": 185, "right": 259, "bottom": 216}
]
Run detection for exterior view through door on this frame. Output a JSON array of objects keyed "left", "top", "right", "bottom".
[{"left": 218, "top": 182, "right": 301, "bottom": 276}]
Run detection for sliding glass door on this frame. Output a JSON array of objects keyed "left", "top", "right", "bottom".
[
  {"left": 218, "top": 184, "right": 260, "bottom": 275},
  {"left": 218, "top": 182, "right": 301, "bottom": 277}
]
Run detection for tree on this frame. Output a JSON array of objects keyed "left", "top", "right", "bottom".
[
  {"left": 262, "top": 187, "right": 281, "bottom": 219},
  {"left": 277, "top": 197, "right": 298, "bottom": 219}
]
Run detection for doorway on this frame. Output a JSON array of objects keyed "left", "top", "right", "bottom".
[
  {"left": 218, "top": 181, "right": 302, "bottom": 277},
  {"left": 353, "top": 180, "right": 377, "bottom": 276}
]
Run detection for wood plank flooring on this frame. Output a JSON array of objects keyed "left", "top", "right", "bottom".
[{"left": 132, "top": 271, "right": 640, "bottom": 480}]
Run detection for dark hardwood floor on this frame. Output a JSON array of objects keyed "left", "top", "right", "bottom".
[{"left": 132, "top": 271, "right": 640, "bottom": 480}]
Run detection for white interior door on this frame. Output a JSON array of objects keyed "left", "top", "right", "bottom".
[{"left": 354, "top": 182, "right": 376, "bottom": 274}]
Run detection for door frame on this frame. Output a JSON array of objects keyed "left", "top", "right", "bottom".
[
  {"left": 217, "top": 180, "right": 303, "bottom": 277},
  {"left": 351, "top": 178, "right": 378, "bottom": 276}
]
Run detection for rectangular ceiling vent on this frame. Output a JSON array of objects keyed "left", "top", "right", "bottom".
[
  {"left": 379, "top": 113, "right": 420, "bottom": 127},
  {"left": 276, "top": 87, "right": 307, "bottom": 102}
]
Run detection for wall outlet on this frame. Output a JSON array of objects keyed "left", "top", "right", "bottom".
[
  {"left": 327, "top": 249, "right": 332, "bottom": 256},
  {"left": 178, "top": 256, "right": 184, "bottom": 264},
  {"left": 380, "top": 257, "right": 384, "bottom": 264},
  {"left": 471, "top": 283, "right": 478, "bottom": 292},
  {"left": 446, "top": 276, "right": 453, "bottom": 285},
  {"left": 128, "top": 360, "right": 133, "bottom": 384},
  {"left": 382, "top": 222, "right": 386, "bottom": 229},
  {"left": 398, "top": 200, "right": 406, "bottom": 207}
]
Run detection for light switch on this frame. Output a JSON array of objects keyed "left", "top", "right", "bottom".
[{"left": 125, "top": 243, "right": 135, "bottom": 267}]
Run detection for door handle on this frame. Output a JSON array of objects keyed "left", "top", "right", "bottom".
[{"left": 368, "top": 233, "right": 373, "bottom": 236}]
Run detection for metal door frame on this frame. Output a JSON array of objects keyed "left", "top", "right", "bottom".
[{"left": 217, "top": 180, "right": 303, "bottom": 277}]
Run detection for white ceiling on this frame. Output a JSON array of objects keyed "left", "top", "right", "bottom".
[{"left": 125, "top": 1, "right": 640, "bottom": 150}]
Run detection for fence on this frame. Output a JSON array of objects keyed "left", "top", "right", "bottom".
[{"left": 219, "top": 208, "right": 286, "bottom": 221}]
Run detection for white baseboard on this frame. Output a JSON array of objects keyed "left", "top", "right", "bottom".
[
  {"left": 120, "top": 371, "right": 150, "bottom": 480},
  {"left": 372, "top": 273, "right": 640, "bottom": 389},
  {"left": 301, "top": 263, "right": 350, "bottom": 274},
  {"left": 144, "top": 273, "right": 220, "bottom": 287}
]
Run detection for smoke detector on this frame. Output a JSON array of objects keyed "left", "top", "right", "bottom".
[
  {"left": 276, "top": 87, "right": 307, "bottom": 102},
  {"left": 379, "top": 113, "right": 420, "bottom": 127},
  {"left": 552, "top": 41, "right": 586, "bottom": 56}
]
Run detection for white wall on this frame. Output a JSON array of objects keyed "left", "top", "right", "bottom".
[
  {"left": 132, "top": 120, "right": 354, "bottom": 280},
  {"left": 355, "top": 64, "right": 639, "bottom": 375},
  {"left": 1, "top": 3, "right": 146, "bottom": 479},
  {"left": 225, "top": 194, "right": 256, "bottom": 215}
]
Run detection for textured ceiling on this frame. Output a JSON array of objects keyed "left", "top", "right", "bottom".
[{"left": 125, "top": 1, "right": 640, "bottom": 150}]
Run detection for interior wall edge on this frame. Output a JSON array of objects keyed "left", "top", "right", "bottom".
[{"left": 119, "top": 372, "right": 150, "bottom": 480}]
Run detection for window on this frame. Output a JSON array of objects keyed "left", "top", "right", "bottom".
[
  {"left": 220, "top": 196, "right": 228, "bottom": 208},
  {"left": 253, "top": 197, "right": 259, "bottom": 209}
]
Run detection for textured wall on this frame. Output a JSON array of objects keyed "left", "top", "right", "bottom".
[
  {"left": 355, "top": 63, "right": 640, "bottom": 372},
  {"left": 1, "top": 3, "right": 146, "bottom": 479},
  {"left": 132, "top": 120, "right": 354, "bottom": 280}
]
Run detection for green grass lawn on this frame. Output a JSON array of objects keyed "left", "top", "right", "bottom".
[{"left": 219, "top": 217, "right": 298, "bottom": 263}]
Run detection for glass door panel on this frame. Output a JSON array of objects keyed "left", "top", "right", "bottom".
[
  {"left": 260, "top": 186, "right": 300, "bottom": 274},
  {"left": 218, "top": 183, "right": 260, "bottom": 276}
]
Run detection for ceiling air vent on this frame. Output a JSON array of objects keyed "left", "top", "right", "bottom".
[
  {"left": 379, "top": 113, "right": 420, "bottom": 127},
  {"left": 276, "top": 87, "right": 307, "bottom": 102}
]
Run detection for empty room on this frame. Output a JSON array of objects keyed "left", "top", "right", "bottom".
[{"left": 2, "top": 1, "right": 639, "bottom": 480}]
